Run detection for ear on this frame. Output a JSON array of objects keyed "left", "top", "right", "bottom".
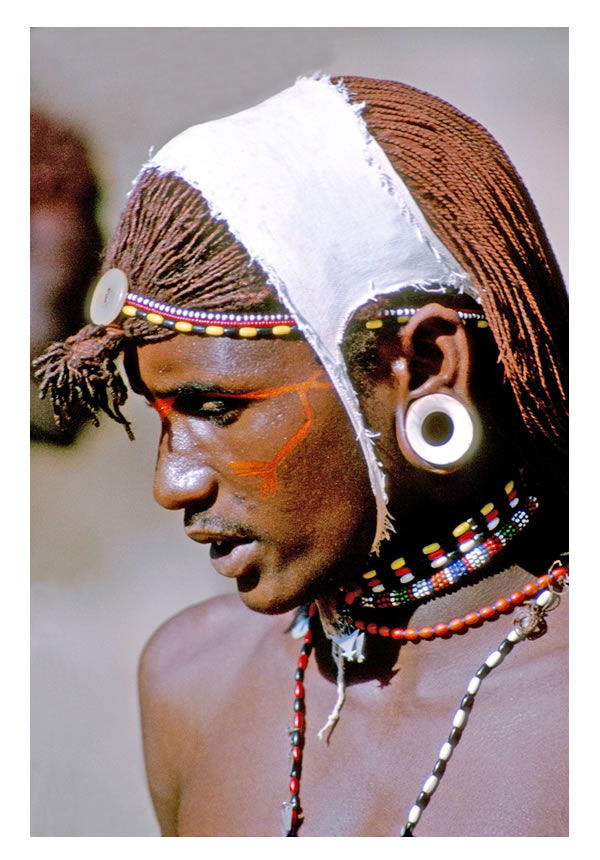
[{"left": 390, "top": 303, "right": 480, "bottom": 472}]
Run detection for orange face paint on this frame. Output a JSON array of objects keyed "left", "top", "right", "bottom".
[
  {"left": 149, "top": 369, "right": 331, "bottom": 496},
  {"left": 228, "top": 368, "right": 331, "bottom": 497}
]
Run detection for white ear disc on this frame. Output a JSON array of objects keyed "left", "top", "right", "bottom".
[
  {"left": 405, "top": 393, "right": 474, "bottom": 466},
  {"left": 89, "top": 268, "right": 128, "bottom": 325}
]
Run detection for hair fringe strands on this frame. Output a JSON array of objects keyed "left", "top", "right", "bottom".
[{"left": 32, "top": 324, "right": 134, "bottom": 439}]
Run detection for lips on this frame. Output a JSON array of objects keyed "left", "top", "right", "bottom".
[{"left": 186, "top": 528, "right": 258, "bottom": 578}]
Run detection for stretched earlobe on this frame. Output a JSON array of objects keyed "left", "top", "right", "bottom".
[
  {"left": 390, "top": 304, "right": 480, "bottom": 471},
  {"left": 403, "top": 392, "right": 477, "bottom": 467}
]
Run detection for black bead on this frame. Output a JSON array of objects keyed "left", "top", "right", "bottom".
[
  {"left": 416, "top": 791, "right": 431, "bottom": 809},
  {"left": 293, "top": 699, "right": 303, "bottom": 712},
  {"left": 295, "top": 668, "right": 304, "bottom": 682},
  {"left": 289, "top": 731, "right": 301, "bottom": 747},
  {"left": 476, "top": 663, "right": 491, "bottom": 679},
  {"left": 433, "top": 759, "right": 447, "bottom": 777},
  {"left": 498, "top": 638, "right": 514, "bottom": 657},
  {"left": 448, "top": 726, "right": 462, "bottom": 745},
  {"left": 460, "top": 693, "right": 475, "bottom": 711},
  {"left": 290, "top": 795, "right": 300, "bottom": 808}
]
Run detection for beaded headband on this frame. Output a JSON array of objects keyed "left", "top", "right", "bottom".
[{"left": 90, "top": 268, "right": 488, "bottom": 338}]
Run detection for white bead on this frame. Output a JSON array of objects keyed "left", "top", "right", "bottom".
[
  {"left": 408, "top": 804, "right": 422, "bottom": 825},
  {"left": 452, "top": 708, "right": 467, "bottom": 729},
  {"left": 467, "top": 676, "right": 481, "bottom": 695},
  {"left": 485, "top": 649, "right": 503, "bottom": 668},
  {"left": 536, "top": 589, "right": 555, "bottom": 609},
  {"left": 507, "top": 628, "right": 524, "bottom": 643},
  {"left": 439, "top": 741, "right": 453, "bottom": 760},
  {"left": 423, "top": 774, "right": 439, "bottom": 795}
]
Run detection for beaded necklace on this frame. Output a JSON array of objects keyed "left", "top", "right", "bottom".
[
  {"left": 343, "top": 473, "right": 535, "bottom": 613},
  {"left": 282, "top": 561, "right": 568, "bottom": 836}
]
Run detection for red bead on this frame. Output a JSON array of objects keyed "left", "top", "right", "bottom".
[
  {"left": 404, "top": 627, "right": 419, "bottom": 641},
  {"left": 464, "top": 611, "right": 480, "bottom": 626},
  {"left": 537, "top": 574, "right": 552, "bottom": 589},
  {"left": 291, "top": 745, "right": 301, "bottom": 762},
  {"left": 419, "top": 626, "right": 434, "bottom": 639},
  {"left": 290, "top": 807, "right": 298, "bottom": 826},
  {"left": 293, "top": 712, "right": 304, "bottom": 730},
  {"left": 368, "top": 578, "right": 382, "bottom": 588},
  {"left": 459, "top": 529, "right": 474, "bottom": 542},
  {"left": 434, "top": 622, "right": 449, "bottom": 637},
  {"left": 523, "top": 582, "right": 538, "bottom": 597},
  {"left": 428, "top": 548, "right": 446, "bottom": 560},
  {"left": 354, "top": 619, "right": 366, "bottom": 630},
  {"left": 479, "top": 605, "right": 496, "bottom": 619},
  {"left": 294, "top": 681, "right": 304, "bottom": 699},
  {"left": 510, "top": 590, "right": 525, "bottom": 604},
  {"left": 391, "top": 628, "right": 405, "bottom": 640},
  {"left": 495, "top": 597, "right": 511, "bottom": 612},
  {"left": 344, "top": 591, "right": 356, "bottom": 605},
  {"left": 449, "top": 617, "right": 465, "bottom": 632},
  {"left": 378, "top": 626, "right": 391, "bottom": 637},
  {"left": 297, "top": 653, "right": 308, "bottom": 670},
  {"left": 304, "top": 630, "right": 313, "bottom": 644},
  {"left": 367, "top": 622, "right": 379, "bottom": 635},
  {"left": 289, "top": 777, "right": 299, "bottom": 795},
  {"left": 308, "top": 603, "right": 316, "bottom": 617}
]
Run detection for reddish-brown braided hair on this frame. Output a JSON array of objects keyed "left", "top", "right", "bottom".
[{"left": 34, "top": 76, "right": 567, "bottom": 469}]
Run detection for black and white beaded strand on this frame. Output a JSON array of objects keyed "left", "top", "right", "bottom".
[{"left": 399, "top": 563, "right": 568, "bottom": 836}]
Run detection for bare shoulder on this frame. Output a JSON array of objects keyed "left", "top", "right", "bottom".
[
  {"left": 138, "top": 594, "right": 289, "bottom": 835},
  {"left": 139, "top": 593, "right": 279, "bottom": 706}
]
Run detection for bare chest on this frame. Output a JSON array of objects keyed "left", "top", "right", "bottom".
[{"left": 174, "top": 639, "right": 568, "bottom": 837}]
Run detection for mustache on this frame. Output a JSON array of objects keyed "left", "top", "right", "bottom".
[{"left": 184, "top": 510, "right": 259, "bottom": 541}]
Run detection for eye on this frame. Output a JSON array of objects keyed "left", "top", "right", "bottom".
[{"left": 172, "top": 391, "right": 246, "bottom": 426}]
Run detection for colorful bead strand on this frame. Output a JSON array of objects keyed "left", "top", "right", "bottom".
[
  {"left": 352, "top": 494, "right": 539, "bottom": 610},
  {"left": 281, "top": 603, "right": 316, "bottom": 836},
  {"left": 346, "top": 566, "right": 567, "bottom": 643}
]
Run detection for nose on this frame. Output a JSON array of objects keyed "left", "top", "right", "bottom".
[{"left": 153, "top": 434, "right": 219, "bottom": 511}]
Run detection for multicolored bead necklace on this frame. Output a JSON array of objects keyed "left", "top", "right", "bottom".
[
  {"left": 282, "top": 562, "right": 568, "bottom": 836},
  {"left": 344, "top": 474, "right": 536, "bottom": 613}
]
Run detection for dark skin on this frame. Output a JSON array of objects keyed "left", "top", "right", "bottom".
[{"left": 134, "top": 305, "right": 568, "bottom": 836}]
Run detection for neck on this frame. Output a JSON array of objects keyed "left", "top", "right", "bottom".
[{"left": 313, "top": 468, "right": 565, "bottom": 678}]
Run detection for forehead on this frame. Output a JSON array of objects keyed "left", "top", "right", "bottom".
[{"left": 135, "top": 333, "right": 322, "bottom": 394}]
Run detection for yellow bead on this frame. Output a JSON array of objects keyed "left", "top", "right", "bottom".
[
  {"left": 504, "top": 480, "right": 514, "bottom": 494},
  {"left": 422, "top": 542, "right": 441, "bottom": 555},
  {"left": 272, "top": 325, "right": 292, "bottom": 336},
  {"left": 396, "top": 315, "right": 410, "bottom": 323},
  {"left": 480, "top": 502, "right": 494, "bottom": 516},
  {"left": 365, "top": 319, "right": 383, "bottom": 330},
  {"left": 239, "top": 327, "right": 258, "bottom": 338},
  {"left": 477, "top": 320, "right": 489, "bottom": 328},
  {"left": 122, "top": 305, "right": 137, "bottom": 317},
  {"left": 146, "top": 312, "right": 164, "bottom": 325},
  {"left": 174, "top": 321, "right": 193, "bottom": 333},
  {"left": 206, "top": 325, "right": 224, "bottom": 336},
  {"left": 452, "top": 521, "right": 471, "bottom": 538},
  {"left": 362, "top": 569, "right": 377, "bottom": 580},
  {"left": 390, "top": 557, "right": 406, "bottom": 570}
]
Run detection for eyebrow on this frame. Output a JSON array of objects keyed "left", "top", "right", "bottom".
[{"left": 144, "top": 381, "right": 259, "bottom": 400}]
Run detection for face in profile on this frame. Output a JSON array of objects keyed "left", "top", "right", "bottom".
[{"left": 134, "top": 333, "right": 377, "bottom": 614}]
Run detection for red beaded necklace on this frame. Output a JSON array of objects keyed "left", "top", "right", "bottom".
[{"left": 281, "top": 562, "right": 568, "bottom": 837}]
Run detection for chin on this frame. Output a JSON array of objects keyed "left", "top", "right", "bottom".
[{"left": 235, "top": 571, "right": 315, "bottom": 617}]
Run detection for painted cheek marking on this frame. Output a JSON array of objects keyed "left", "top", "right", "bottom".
[
  {"left": 151, "top": 396, "right": 176, "bottom": 422},
  {"left": 228, "top": 369, "right": 331, "bottom": 497}
]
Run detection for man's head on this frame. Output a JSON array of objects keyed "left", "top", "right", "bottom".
[{"left": 34, "top": 75, "right": 567, "bottom": 569}]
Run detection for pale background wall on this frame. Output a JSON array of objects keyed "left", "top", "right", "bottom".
[{"left": 30, "top": 27, "right": 568, "bottom": 836}]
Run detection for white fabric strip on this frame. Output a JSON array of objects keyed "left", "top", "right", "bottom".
[{"left": 143, "top": 75, "right": 477, "bottom": 551}]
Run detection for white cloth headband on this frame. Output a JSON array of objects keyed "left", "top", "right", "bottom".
[{"left": 143, "top": 75, "right": 478, "bottom": 551}]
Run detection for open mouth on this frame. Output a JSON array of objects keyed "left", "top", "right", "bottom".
[{"left": 209, "top": 537, "right": 254, "bottom": 559}]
